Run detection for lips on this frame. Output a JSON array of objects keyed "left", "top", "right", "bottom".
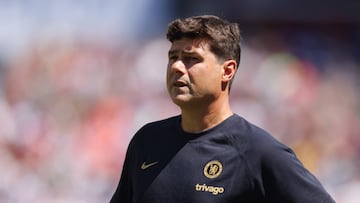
[{"left": 173, "top": 81, "right": 187, "bottom": 87}]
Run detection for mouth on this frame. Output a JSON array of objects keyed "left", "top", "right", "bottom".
[{"left": 173, "top": 81, "right": 187, "bottom": 87}]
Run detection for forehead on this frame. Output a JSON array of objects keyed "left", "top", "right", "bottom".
[{"left": 169, "top": 38, "right": 210, "bottom": 54}]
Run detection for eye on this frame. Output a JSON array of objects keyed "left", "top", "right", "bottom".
[
  {"left": 184, "top": 56, "right": 200, "bottom": 62},
  {"left": 168, "top": 54, "right": 178, "bottom": 62}
]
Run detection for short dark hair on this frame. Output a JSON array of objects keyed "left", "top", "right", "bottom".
[{"left": 166, "top": 15, "right": 241, "bottom": 69}]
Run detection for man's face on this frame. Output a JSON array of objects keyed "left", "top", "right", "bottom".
[{"left": 167, "top": 38, "right": 223, "bottom": 107}]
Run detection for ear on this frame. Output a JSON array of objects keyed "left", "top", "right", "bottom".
[{"left": 222, "top": 60, "right": 237, "bottom": 82}]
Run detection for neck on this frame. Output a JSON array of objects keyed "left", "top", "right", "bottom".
[{"left": 180, "top": 99, "right": 233, "bottom": 133}]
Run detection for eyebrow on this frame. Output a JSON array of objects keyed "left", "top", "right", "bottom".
[{"left": 168, "top": 49, "right": 196, "bottom": 56}]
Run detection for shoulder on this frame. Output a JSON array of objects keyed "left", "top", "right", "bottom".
[
  {"left": 232, "top": 118, "right": 335, "bottom": 202},
  {"left": 228, "top": 114, "right": 296, "bottom": 167},
  {"left": 227, "top": 114, "right": 285, "bottom": 150},
  {"left": 128, "top": 115, "right": 181, "bottom": 145},
  {"left": 139, "top": 115, "right": 181, "bottom": 133}
]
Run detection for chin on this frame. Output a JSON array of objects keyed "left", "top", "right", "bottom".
[{"left": 171, "top": 96, "right": 191, "bottom": 106}]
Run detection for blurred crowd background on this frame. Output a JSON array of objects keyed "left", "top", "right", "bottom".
[{"left": 0, "top": 1, "right": 359, "bottom": 202}]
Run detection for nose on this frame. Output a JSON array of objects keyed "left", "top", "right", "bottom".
[{"left": 170, "top": 60, "right": 186, "bottom": 74}]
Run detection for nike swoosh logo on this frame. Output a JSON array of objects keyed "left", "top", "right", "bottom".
[{"left": 141, "top": 161, "right": 159, "bottom": 170}]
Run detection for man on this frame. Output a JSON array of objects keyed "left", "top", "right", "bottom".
[{"left": 110, "top": 15, "right": 335, "bottom": 202}]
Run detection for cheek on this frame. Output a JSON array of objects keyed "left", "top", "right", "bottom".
[
  {"left": 166, "top": 65, "right": 174, "bottom": 88},
  {"left": 166, "top": 64, "right": 171, "bottom": 78},
  {"left": 203, "top": 67, "right": 222, "bottom": 88}
]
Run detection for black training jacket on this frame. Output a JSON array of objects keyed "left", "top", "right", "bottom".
[{"left": 110, "top": 114, "right": 335, "bottom": 203}]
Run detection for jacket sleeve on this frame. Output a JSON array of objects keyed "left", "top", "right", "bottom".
[
  {"left": 109, "top": 141, "right": 134, "bottom": 203},
  {"left": 259, "top": 141, "right": 335, "bottom": 203}
]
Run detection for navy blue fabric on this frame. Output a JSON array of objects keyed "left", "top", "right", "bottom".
[{"left": 110, "top": 114, "right": 335, "bottom": 203}]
